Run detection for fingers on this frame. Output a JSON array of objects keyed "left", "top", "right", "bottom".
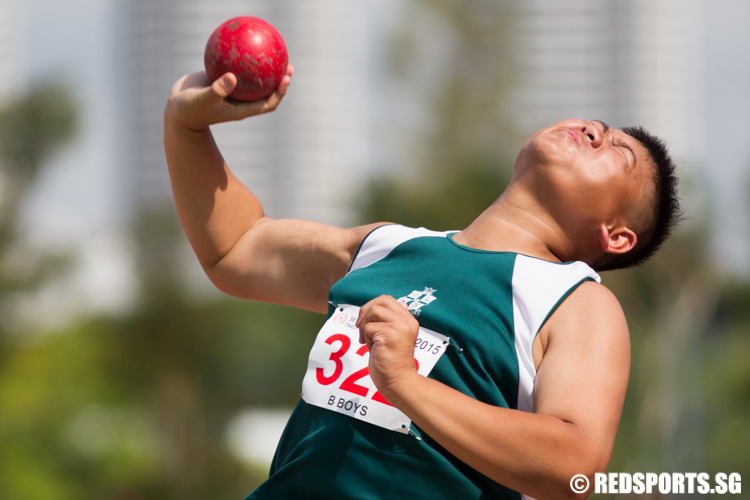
[
  {"left": 169, "top": 71, "right": 210, "bottom": 96},
  {"left": 356, "top": 296, "right": 398, "bottom": 328},
  {"left": 260, "top": 72, "right": 293, "bottom": 110},
  {"left": 355, "top": 296, "right": 421, "bottom": 394},
  {"left": 198, "top": 72, "right": 242, "bottom": 109},
  {"left": 357, "top": 304, "right": 396, "bottom": 345},
  {"left": 359, "top": 320, "right": 385, "bottom": 351},
  {"left": 219, "top": 71, "right": 292, "bottom": 121},
  {"left": 383, "top": 295, "right": 413, "bottom": 315},
  {"left": 210, "top": 72, "right": 237, "bottom": 99},
  {"left": 358, "top": 296, "right": 415, "bottom": 325},
  {"left": 357, "top": 303, "right": 396, "bottom": 327},
  {"left": 356, "top": 295, "right": 418, "bottom": 344},
  {"left": 166, "top": 67, "right": 294, "bottom": 130}
]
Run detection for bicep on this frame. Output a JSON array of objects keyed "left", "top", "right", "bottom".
[
  {"left": 533, "top": 282, "right": 631, "bottom": 468},
  {"left": 205, "top": 218, "right": 387, "bottom": 312}
]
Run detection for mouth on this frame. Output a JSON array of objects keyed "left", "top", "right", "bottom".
[{"left": 563, "top": 130, "right": 581, "bottom": 147}]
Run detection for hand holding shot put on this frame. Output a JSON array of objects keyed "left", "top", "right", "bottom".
[
  {"left": 165, "top": 66, "right": 293, "bottom": 132},
  {"left": 166, "top": 15, "right": 293, "bottom": 131}
]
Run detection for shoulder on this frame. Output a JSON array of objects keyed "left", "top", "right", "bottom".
[
  {"left": 543, "top": 281, "right": 630, "bottom": 356},
  {"left": 557, "top": 281, "right": 626, "bottom": 324},
  {"left": 339, "top": 222, "right": 393, "bottom": 250},
  {"left": 347, "top": 224, "right": 456, "bottom": 272}
]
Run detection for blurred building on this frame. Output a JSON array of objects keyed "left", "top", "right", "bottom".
[
  {"left": 0, "top": 0, "right": 20, "bottom": 103},
  {"left": 0, "top": 1, "right": 10, "bottom": 100},
  {"left": 516, "top": 0, "right": 703, "bottom": 164},
  {"left": 127, "top": 0, "right": 369, "bottom": 225}
]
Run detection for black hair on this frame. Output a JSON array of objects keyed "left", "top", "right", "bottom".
[{"left": 594, "top": 125, "right": 682, "bottom": 272}]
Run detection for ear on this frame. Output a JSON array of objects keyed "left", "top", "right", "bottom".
[{"left": 597, "top": 224, "right": 637, "bottom": 255}]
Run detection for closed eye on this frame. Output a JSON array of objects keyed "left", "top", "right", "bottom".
[{"left": 616, "top": 140, "right": 636, "bottom": 167}]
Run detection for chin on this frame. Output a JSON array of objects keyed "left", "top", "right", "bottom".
[{"left": 519, "top": 133, "right": 573, "bottom": 172}]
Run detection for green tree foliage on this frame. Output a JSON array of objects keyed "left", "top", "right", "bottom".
[
  {"left": 0, "top": 82, "right": 78, "bottom": 337},
  {"left": 0, "top": 296, "right": 320, "bottom": 500},
  {"left": 387, "top": 0, "right": 522, "bottom": 174},
  {"left": 0, "top": 81, "right": 80, "bottom": 498},
  {"left": 364, "top": 0, "right": 517, "bottom": 228},
  {"left": 0, "top": 82, "right": 78, "bottom": 195},
  {"left": 703, "top": 282, "right": 750, "bottom": 476},
  {"left": 362, "top": 162, "right": 510, "bottom": 230},
  {"left": 0, "top": 207, "right": 324, "bottom": 500}
]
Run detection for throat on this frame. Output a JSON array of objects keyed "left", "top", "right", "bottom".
[{"left": 455, "top": 206, "right": 572, "bottom": 263}]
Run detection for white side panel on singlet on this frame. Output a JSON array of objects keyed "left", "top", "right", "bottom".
[
  {"left": 511, "top": 255, "right": 601, "bottom": 414},
  {"left": 348, "top": 225, "right": 454, "bottom": 273},
  {"left": 512, "top": 256, "right": 600, "bottom": 500}
]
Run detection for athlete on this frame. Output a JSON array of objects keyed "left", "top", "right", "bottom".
[{"left": 163, "top": 67, "right": 680, "bottom": 500}]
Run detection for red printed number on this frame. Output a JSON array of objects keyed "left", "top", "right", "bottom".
[
  {"left": 316, "top": 334, "right": 350, "bottom": 385},
  {"left": 339, "top": 345, "right": 370, "bottom": 397},
  {"left": 318, "top": 335, "right": 421, "bottom": 407}
]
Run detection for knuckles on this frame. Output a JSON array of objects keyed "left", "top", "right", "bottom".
[
  {"left": 361, "top": 322, "right": 381, "bottom": 337},
  {"left": 358, "top": 295, "right": 420, "bottom": 342}
]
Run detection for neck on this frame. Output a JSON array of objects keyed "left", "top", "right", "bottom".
[{"left": 453, "top": 188, "right": 575, "bottom": 263}]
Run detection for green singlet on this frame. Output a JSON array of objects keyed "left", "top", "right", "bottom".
[{"left": 245, "top": 225, "right": 600, "bottom": 500}]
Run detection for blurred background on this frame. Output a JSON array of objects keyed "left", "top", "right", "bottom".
[{"left": 0, "top": 0, "right": 748, "bottom": 498}]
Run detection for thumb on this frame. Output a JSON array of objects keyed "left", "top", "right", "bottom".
[{"left": 207, "top": 72, "right": 237, "bottom": 101}]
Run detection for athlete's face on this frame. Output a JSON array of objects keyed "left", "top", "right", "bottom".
[{"left": 513, "top": 118, "right": 654, "bottom": 231}]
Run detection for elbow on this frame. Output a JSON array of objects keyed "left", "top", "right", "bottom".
[
  {"left": 554, "top": 451, "right": 610, "bottom": 500},
  {"left": 202, "top": 263, "right": 244, "bottom": 298},
  {"left": 523, "top": 439, "right": 609, "bottom": 500},
  {"left": 513, "top": 462, "right": 604, "bottom": 500},
  {"left": 559, "top": 473, "right": 596, "bottom": 500},
  {"left": 535, "top": 472, "right": 595, "bottom": 500}
]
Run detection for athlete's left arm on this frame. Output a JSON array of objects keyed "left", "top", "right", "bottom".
[{"left": 357, "top": 281, "right": 630, "bottom": 500}]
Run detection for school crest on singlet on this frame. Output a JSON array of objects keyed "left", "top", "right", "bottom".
[{"left": 397, "top": 287, "right": 437, "bottom": 316}]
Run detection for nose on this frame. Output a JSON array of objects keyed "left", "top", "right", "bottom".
[{"left": 582, "top": 122, "right": 604, "bottom": 148}]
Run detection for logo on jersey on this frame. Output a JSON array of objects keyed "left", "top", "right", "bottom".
[{"left": 397, "top": 287, "right": 437, "bottom": 317}]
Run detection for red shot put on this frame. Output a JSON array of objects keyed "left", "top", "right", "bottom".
[{"left": 204, "top": 16, "right": 288, "bottom": 102}]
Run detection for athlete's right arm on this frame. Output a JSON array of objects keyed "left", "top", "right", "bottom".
[{"left": 164, "top": 70, "right": 384, "bottom": 313}]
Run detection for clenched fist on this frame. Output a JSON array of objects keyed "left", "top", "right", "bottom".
[{"left": 356, "top": 295, "right": 421, "bottom": 400}]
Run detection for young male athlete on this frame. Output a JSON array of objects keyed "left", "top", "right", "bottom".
[{"left": 163, "top": 67, "right": 680, "bottom": 500}]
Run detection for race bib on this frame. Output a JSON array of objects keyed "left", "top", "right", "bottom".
[{"left": 301, "top": 304, "right": 448, "bottom": 433}]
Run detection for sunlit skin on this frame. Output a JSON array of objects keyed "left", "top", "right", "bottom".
[
  {"left": 454, "top": 118, "right": 655, "bottom": 268},
  {"left": 164, "top": 71, "right": 638, "bottom": 499}
]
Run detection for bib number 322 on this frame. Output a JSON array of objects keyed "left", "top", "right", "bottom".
[{"left": 301, "top": 304, "right": 448, "bottom": 433}]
